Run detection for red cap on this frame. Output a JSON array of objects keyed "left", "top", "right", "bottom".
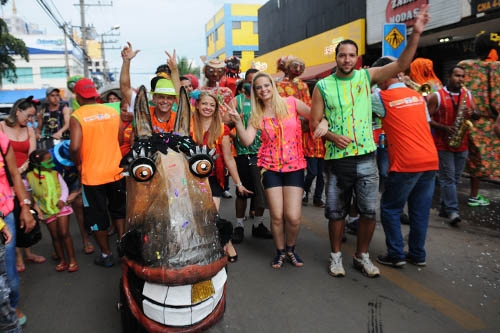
[{"left": 74, "top": 78, "right": 100, "bottom": 99}]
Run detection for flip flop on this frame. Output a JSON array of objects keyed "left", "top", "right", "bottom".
[
  {"left": 16, "top": 262, "right": 25, "bottom": 273},
  {"left": 83, "top": 242, "right": 95, "bottom": 255},
  {"left": 68, "top": 263, "right": 79, "bottom": 273},
  {"left": 25, "top": 255, "right": 47, "bottom": 264},
  {"left": 55, "top": 262, "right": 68, "bottom": 272}
]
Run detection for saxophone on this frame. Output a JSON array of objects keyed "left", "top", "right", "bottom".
[{"left": 448, "top": 86, "right": 473, "bottom": 148}]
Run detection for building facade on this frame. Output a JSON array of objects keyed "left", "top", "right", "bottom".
[
  {"left": 254, "top": 0, "right": 500, "bottom": 83},
  {"left": 205, "top": 3, "right": 261, "bottom": 72}
]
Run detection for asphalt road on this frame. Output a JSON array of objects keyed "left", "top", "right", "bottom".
[{"left": 18, "top": 178, "right": 500, "bottom": 332}]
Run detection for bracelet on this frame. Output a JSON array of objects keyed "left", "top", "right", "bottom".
[{"left": 235, "top": 182, "right": 243, "bottom": 187}]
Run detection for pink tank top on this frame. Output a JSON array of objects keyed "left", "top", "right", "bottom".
[{"left": 258, "top": 97, "right": 306, "bottom": 172}]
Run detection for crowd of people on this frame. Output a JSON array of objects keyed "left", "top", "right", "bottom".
[{"left": 1, "top": 3, "right": 500, "bottom": 330}]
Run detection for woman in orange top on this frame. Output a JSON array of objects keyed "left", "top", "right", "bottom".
[{"left": 191, "top": 91, "right": 251, "bottom": 262}]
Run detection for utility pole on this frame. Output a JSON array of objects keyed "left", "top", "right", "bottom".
[
  {"left": 62, "top": 23, "right": 70, "bottom": 78},
  {"left": 75, "top": 0, "right": 113, "bottom": 78},
  {"left": 79, "top": 0, "right": 89, "bottom": 77},
  {"left": 101, "top": 26, "right": 120, "bottom": 83}
]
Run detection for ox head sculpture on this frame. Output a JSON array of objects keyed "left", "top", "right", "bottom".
[{"left": 118, "top": 85, "right": 227, "bottom": 332}]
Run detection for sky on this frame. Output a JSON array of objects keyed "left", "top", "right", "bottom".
[{"left": 3, "top": 0, "right": 268, "bottom": 86}]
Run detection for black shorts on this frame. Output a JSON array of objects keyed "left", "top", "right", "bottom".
[
  {"left": 82, "top": 178, "right": 126, "bottom": 231},
  {"left": 209, "top": 175, "right": 224, "bottom": 198},
  {"left": 261, "top": 169, "right": 304, "bottom": 189},
  {"left": 235, "top": 155, "right": 266, "bottom": 208}
]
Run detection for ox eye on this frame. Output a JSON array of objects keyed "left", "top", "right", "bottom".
[
  {"left": 130, "top": 157, "right": 156, "bottom": 182},
  {"left": 189, "top": 156, "right": 213, "bottom": 178}
]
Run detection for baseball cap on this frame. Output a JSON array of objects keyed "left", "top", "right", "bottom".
[
  {"left": 46, "top": 87, "right": 60, "bottom": 96},
  {"left": 150, "top": 78, "right": 177, "bottom": 96},
  {"left": 74, "top": 78, "right": 100, "bottom": 99}
]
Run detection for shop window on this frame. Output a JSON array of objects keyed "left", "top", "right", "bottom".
[
  {"left": 253, "top": 22, "right": 258, "bottom": 34},
  {"left": 4, "top": 67, "right": 33, "bottom": 84},
  {"left": 40, "top": 67, "right": 66, "bottom": 79}
]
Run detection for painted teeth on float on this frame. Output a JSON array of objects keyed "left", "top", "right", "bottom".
[{"left": 118, "top": 85, "right": 227, "bottom": 332}]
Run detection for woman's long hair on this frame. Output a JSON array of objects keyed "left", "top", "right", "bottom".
[
  {"left": 5, "top": 96, "right": 38, "bottom": 127},
  {"left": 193, "top": 91, "right": 222, "bottom": 149},
  {"left": 249, "top": 72, "right": 289, "bottom": 129}
]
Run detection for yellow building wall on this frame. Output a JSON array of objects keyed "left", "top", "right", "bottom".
[
  {"left": 206, "top": 33, "right": 215, "bottom": 55},
  {"left": 241, "top": 50, "right": 255, "bottom": 73},
  {"left": 214, "top": 7, "right": 225, "bottom": 25},
  {"left": 233, "top": 21, "right": 258, "bottom": 46},
  {"left": 87, "top": 40, "right": 102, "bottom": 59},
  {"left": 231, "top": 4, "right": 261, "bottom": 16},
  {"left": 215, "top": 24, "right": 226, "bottom": 52},
  {"left": 253, "top": 19, "right": 365, "bottom": 74}
]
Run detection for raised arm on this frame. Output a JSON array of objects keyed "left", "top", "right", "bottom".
[
  {"left": 165, "top": 50, "right": 181, "bottom": 96},
  {"left": 225, "top": 102, "right": 258, "bottom": 146},
  {"left": 369, "top": 4, "right": 430, "bottom": 85},
  {"left": 120, "top": 42, "right": 140, "bottom": 106}
]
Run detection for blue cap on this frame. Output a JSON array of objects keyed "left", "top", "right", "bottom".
[{"left": 53, "top": 140, "right": 74, "bottom": 167}]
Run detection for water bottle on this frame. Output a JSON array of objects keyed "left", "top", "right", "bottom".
[{"left": 379, "top": 132, "right": 386, "bottom": 149}]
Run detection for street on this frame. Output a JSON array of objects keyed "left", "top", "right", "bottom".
[{"left": 18, "top": 178, "right": 500, "bottom": 332}]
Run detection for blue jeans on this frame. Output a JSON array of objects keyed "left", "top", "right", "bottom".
[
  {"left": 3, "top": 213, "right": 18, "bottom": 309},
  {"left": 437, "top": 150, "right": 468, "bottom": 215},
  {"left": 380, "top": 171, "right": 436, "bottom": 261},
  {"left": 0, "top": 239, "right": 20, "bottom": 332},
  {"left": 303, "top": 157, "right": 324, "bottom": 201}
]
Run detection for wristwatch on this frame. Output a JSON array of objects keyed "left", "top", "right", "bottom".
[{"left": 20, "top": 198, "right": 32, "bottom": 207}]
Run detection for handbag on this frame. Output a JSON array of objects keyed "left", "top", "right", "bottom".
[
  {"left": 13, "top": 197, "right": 42, "bottom": 248},
  {"left": 0, "top": 145, "right": 42, "bottom": 248}
]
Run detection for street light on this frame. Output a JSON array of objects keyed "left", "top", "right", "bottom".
[{"left": 101, "top": 25, "right": 120, "bottom": 83}]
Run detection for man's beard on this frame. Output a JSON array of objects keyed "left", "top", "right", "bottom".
[{"left": 338, "top": 66, "right": 354, "bottom": 75}]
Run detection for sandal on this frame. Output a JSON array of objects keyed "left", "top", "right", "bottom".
[
  {"left": 25, "top": 254, "right": 47, "bottom": 264},
  {"left": 286, "top": 245, "right": 304, "bottom": 267},
  {"left": 16, "top": 262, "right": 25, "bottom": 273},
  {"left": 55, "top": 262, "right": 68, "bottom": 272},
  {"left": 271, "top": 249, "right": 286, "bottom": 269},
  {"left": 68, "top": 263, "right": 79, "bottom": 273},
  {"left": 83, "top": 242, "right": 95, "bottom": 255}
]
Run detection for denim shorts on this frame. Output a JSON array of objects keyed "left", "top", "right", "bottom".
[
  {"left": 324, "top": 152, "right": 379, "bottom": 221},
  {"left": 261, "top": 169, "right": 304, "bottom": 189}
]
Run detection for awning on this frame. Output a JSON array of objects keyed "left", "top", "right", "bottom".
[{"left": 0, "top": 89, "right": 46, "bottom": 104}]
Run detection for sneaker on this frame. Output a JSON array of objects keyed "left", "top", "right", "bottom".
[
  {"left": 16, "top": 309, "right": 27, "bottom": 326},
  {"left": 94, "top": 253, "right": 114, "bottom": 267},
  {"left": 302, "top": 192, "right": 309, "bottom": 205},
  {"left": 405, "top": 254, "right": 426, "bottom": 266},
  {"left": 313, "top": 199, "right": 326, "bottom": 208},
  {"left": 354, "top": 253, "right": 380, "bottom": 277},
  {"left": 232, "top": 226, "right": 245, "bottom": 244},
  {"left": 467, "top": 194, "right": 490, "bottom": 207},
  {"left": 252, "top": 223, "right": 272, "bottom": 239},
  {"left": 222, "top": 190, "right": 232, "bottom": 199},
  {"left": 328, "top": 252, "right": 345, "bottom": 277},
  {"left": 448, "top": 212, "right": 461, "bottom": 226},
  {"left": 376, "top": 254, "right": 406, "bottom": 268}
]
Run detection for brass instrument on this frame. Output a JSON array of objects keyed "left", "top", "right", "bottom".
[
  {"left": 403, "top": 76, "right": 432, "bottom": 96},
  {"left": 448, "top": 85, "right": 473, "bottom": 148}
]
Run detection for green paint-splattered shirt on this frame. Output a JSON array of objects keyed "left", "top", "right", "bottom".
[{"left": 316, "top": 69, "right": 376, "bottom": 160}]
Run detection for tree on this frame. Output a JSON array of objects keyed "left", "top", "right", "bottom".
[
  {"left": 177, "top": 56, "right": 200, "bottom": 77},
  {"left": 0, "top": 0, "right": 29, "bottom": 86}
]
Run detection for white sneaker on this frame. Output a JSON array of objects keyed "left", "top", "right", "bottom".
[
  {"left": 329, "top": 252, "right": 345, "bottom": 277},
  {"left": 353, "top": 253, "right": 380, "bottom": 278}
]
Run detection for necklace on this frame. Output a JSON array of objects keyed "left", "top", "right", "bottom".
[{"left": 155, "top": 112, "right": 170, "bottom": 123}]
